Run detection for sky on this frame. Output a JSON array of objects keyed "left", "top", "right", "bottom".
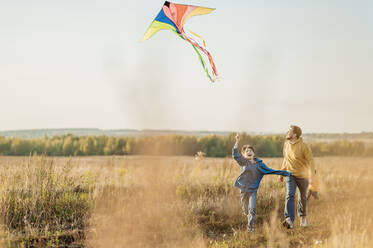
[{"left": 0, "top": 0, "right": 372, "bottom": 133}]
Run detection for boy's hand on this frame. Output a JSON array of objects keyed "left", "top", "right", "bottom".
[
  {"left": 234, "top": 134, "right": 240, "bottom": 149},
  {"left": 235, "top": 134, "right": 240, "bottom": 142}
]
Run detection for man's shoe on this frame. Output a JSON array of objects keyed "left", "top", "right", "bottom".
[
  {"left": 282, "top": 217, "right": 294, "bottom": 229},
  {"left": 247, "top": 226, "right": 255, "bottom": 233},
  {"left": 300, "top": 216, "right": 307, "bottom": 227}
]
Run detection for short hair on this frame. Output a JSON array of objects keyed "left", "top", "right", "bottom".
[
  {"left": 241, "top": 145, "right": 255, "bottom": 155},
  {"left": 290, "top": 125, "right": 302, "bottom": 138}
]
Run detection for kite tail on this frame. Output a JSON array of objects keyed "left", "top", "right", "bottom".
[
  {"left": 186, "top": 29, "right": 207, "bottom": 48},
  {"left": 191, "top": 45, "right": 215, "bottom": 82},
  {"left": 182, "top": 33, "right": 218, "bottom": 82}
]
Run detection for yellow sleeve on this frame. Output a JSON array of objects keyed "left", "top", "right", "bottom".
[
  {"left": 280, "top": 141, "right": 287, "bottom": 170},
  {"left": 303, "top": 143, "right": 316, "bottom": 177}
]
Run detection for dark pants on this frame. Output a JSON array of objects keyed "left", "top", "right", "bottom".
[{"left": 284, "top": 175, "right": 309, "bottom": 222}]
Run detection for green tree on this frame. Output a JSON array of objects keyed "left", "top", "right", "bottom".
[{"left": 62, "top": 136, "right": 74, "bottom": 156}]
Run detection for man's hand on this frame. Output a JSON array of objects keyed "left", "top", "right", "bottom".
[
  {"left": 309, "top": 177, "right": 314, "bottom": 184},
  {"left": 278, "top": 176, "right": 284, "bottom": 183}
]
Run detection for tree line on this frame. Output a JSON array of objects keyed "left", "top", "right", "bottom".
[{"left": 0, "top": 133, "right": 372, "bottom": 157}]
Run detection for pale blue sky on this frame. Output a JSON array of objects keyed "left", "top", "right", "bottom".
[{"left": 1, "top": 0, "right": 372, "bottom": 133}]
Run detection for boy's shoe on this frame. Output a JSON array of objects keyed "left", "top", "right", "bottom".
[
  {"left": 300, "top": 216, "right": 307, "bottom": 227},
  {"left": 282, "top": 217, "right": 294, "bottom": 229},
  {"left": 247, "top": 227, "right": 255, "bottom": 233}
]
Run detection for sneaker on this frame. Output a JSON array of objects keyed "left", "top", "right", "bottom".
[
  {"left": 247, "top": 226, "right": 255, "bottom": 233},
  {"left": 282, "top": 217, "right": 294, "bottom": 229},
  {"left": 300, "top": 216, "right": 307, "bottom": 227}
]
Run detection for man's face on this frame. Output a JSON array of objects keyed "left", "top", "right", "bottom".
[
  {"left": 286, "top": 128, "right": 296, "bottom": 140},
  {"left": 244, "top": 147, "right": 255, "bottom": 159}
]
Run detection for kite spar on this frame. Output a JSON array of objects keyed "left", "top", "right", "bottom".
[{"left": 141, "top": 1, "right": 218, "bottom": 82}]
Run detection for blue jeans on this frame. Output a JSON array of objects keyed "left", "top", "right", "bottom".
[
  {"left": 240, "top": 191, "right": 257, "bottom": 229},
  {"left": 284, "top": 175, "right": 309, "bottom": 222}
]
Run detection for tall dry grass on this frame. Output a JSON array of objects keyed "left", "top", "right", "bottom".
[
  {"left": 0, "top": 155, "right": 92, "bottom": 247},
  {"left": 0, "top": 155, "right": 372, "bottom": 247}
]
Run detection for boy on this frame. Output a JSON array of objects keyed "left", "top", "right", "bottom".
[{"left": 232, "top": 134, "right": 291, "bottom": 233}]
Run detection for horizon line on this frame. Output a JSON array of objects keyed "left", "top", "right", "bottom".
[{"left": 1, "top": 128, "right": 372, "bottom": 135}]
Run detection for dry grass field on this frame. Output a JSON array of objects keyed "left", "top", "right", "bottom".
[{"left": 0, "top": 155, "right": 372, "bottom": 247}]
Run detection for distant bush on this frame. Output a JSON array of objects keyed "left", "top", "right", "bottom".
[{"left": 0, "top": 134, "right": 372, "bottom": 157}]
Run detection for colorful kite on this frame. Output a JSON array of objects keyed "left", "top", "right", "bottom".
[{"left": 141, "top": 1, "right": 218, "bottom": 82}]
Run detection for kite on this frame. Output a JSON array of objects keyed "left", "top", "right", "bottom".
[{"left": 141, "top": 1, "right": 218, "bottom": 82}]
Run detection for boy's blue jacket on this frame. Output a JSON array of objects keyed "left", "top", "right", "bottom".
[{"left": 232, "top": 148, "right": 291, "bottom": 192}]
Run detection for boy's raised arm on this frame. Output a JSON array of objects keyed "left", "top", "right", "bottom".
[{"left": 232, "top": 134, "right": 247, "bottom": 166}]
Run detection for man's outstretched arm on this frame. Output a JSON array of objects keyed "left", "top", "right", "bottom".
[{"left": 278, "top": 141, "right": 288, "bottom": 182}]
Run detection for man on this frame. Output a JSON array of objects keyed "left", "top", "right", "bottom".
[{"left": 279, "top": 125, "right": 316, "bottom": 229}]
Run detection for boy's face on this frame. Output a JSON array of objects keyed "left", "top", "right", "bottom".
[{"left": 244, "top": 147, "right": 255, "bottom": 159}]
